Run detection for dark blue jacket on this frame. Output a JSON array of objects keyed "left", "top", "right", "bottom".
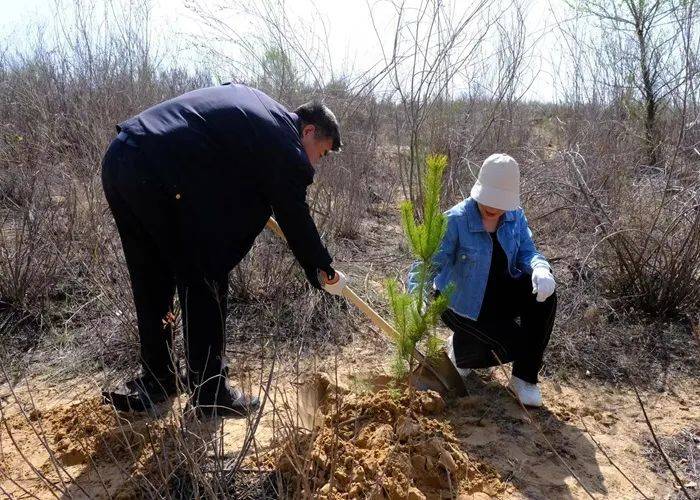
[{"left": 117, "top": 83, "right": 332, "bottom": 281}]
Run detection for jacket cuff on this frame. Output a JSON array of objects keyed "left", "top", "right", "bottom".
[
  {"left": 304, "top": 264, "right": 334, "bottom": 290},
  {"left": 531, "top": 261, "right": 552, "bottom": 274}
]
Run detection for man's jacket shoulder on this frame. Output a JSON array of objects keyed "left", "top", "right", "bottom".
[{"left": 227, "top": 84, "right": 311, "bottom": 171}]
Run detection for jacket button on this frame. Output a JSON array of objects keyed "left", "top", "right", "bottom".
[
  {"left": 175, "top": 193, "right": 181, "bottom": 200},
  {"left": 461, "top": 255, "right": 466, "bottom": 260}
]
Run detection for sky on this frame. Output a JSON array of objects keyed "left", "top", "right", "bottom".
[{"left": 0, "top": 0, "right": 571, "bottom": 102}]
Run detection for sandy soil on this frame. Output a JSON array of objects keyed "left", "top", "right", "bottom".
[{"left": 1, "top": 336, "right": 697, "bottom": 499}]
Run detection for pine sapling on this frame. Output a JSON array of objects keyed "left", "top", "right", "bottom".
[{"left": 386, "top": 154, "right": 452, "bottom": 380}]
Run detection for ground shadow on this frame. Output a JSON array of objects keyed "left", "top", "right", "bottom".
[{"left": 446, "top": 373, "right": 608, "bottom": 499}]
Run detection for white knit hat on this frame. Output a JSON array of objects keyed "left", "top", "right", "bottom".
[{"left": 470, "top": 153, "right": 520, "bottom": 211}]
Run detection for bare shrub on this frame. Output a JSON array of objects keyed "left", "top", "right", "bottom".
[
  {"left": 0, "top": 1, "right": 209, "bottom": 367},
  {"left": 374, "top": 0, "right": 508, "bottom": 205},
  {"left": 313, "top": 91, "right": 381, "bottom": 239},
  {"left": 0, "top": 176, "right": 76, "bottom": 316},
  {"left": 565, "top": 150, "right": 700, "bottom": 320}
]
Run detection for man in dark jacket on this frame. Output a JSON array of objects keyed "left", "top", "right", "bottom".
[{"left": 101, "top": 83, "right": 347, "bottom": 417}]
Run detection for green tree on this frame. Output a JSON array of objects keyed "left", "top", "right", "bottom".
[
  {"left": 386, "top": 154, "right": 452, "bottom": 379},
  {"left": 257, "top": 47, "right": 298, "bottom": 102}
]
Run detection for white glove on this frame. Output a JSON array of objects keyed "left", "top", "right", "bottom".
[
  {"left": 319, "top": 269, "right": 347, "bottom": 296},
  {"left": 531, "top": 266, "right": 555, "bottom": 302}
]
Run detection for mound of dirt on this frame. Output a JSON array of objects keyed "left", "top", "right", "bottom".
[
  {"left": 21, "top": 397, "right": 169, "bottom": 474},
  {"left": 39, "top": 398, "right": 142, "bottom": 466},
  {"left": 5, "top": 396, "right": 207, "bottom": 498},
  {"left": 253, "top": 376, "right": 506, "bottom": 499}
]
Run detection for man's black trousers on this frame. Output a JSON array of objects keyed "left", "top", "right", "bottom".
[
  {"left": 101, "top": 137, "right": 228, "bottom": 400},
  {"left": 441, "top": 275, "right": 557, "bottom": 384}
]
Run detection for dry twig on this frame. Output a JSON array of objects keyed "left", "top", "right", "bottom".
[
  {"left": 631, "top": 382, "right": 693, "bottom": 500},
  {"left": 578, "top": 416, "right": 651, "bottom": 499}
]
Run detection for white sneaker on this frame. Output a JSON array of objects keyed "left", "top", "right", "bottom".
[
  {"left": 447, "top": 335, "right": 471, "bottom": 381},
  {"left": 508, "top": 376, "right": 543, "bottom": 407}
]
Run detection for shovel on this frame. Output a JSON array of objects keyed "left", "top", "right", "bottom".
[{"left": 265, "top": 217, "right": 467, "bottom": 398}]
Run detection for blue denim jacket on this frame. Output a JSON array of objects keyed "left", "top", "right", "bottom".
[{"left": 407, "top": 197, "right": 550, "bottom": 320}]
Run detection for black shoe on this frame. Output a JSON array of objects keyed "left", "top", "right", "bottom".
[
  {"left": 102, "top": 373, "right": 178, "bottom": 412},
  {"left": 194, "top": 387, "right": 260, "bottom": 419}
]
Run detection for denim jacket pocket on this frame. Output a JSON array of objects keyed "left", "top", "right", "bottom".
[{"left": 455, "top": 247, "right": 476, "bottom": 276}]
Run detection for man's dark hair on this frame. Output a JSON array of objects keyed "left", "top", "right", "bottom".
[{"left": 295, "top": 100, "right": 342, "bottom": 152}]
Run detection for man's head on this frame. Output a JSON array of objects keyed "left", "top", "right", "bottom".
[{"left": 295, "top": 101, "right": 342, "bottom": 166}]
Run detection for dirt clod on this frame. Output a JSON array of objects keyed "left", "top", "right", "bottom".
[
  {"left": 396, "top": 415, "right": 421, "bottom": 441},
  {"left": 407, "top": 486, "right": 427, "bottom": 500},
  {"left": 413, "top": 390, "right": 446, "bottom": 415}
]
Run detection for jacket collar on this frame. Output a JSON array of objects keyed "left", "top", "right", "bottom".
[
  {"left": 290, "top": 112, "right": 302, "bottom": 136},
  {"left": 464, "top": 197, "right": 515, "bottom": 232},
  {"left": 289, "top": 112, "right": 315, "bottom": 172}
]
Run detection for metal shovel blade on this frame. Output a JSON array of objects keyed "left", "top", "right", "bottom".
[
  {"left": 296, "top": 373, "right": 347, "bottom": 430},
  {"left": 411, "top": 350, "right": 468, "bottom": 397}
]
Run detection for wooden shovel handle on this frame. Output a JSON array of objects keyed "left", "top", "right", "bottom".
[
  {"left": 265, "top": 217, "right": 286, "bottom": 239},
  {"left": 265, "top": 217, "right": 427, "bottom": 364},
  {"left": 340, "top": 287, "right": 428, "bottom": 364}
]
